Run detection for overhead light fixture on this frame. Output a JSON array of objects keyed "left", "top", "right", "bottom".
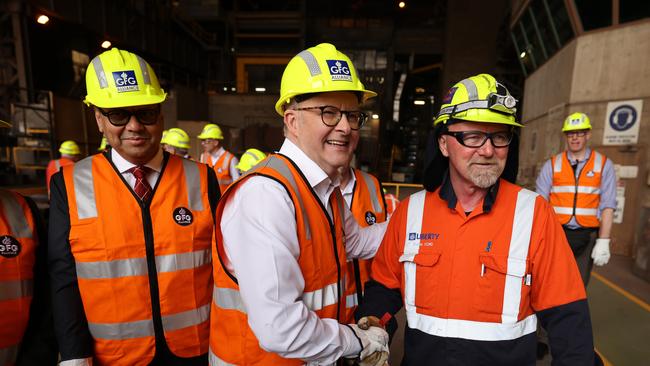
[
  {"left": 101, "top": 40, "right": 112, "bottom": 49},
  {"left": 372, "top": 114, "right": 379, "bottom": 119},
  {"left": 415, "top": 87, "right": 425, "bottom": 93},
  {"left": 519, "top": 51, "right": 526, "bottom": 59},
  {"left": 223, "top": 87, "right": 228, "bottom": 91},
  {"left": 398, "top": 1, "right": 406, "bottom": 8},
  {"left": 36, "top": 15, "right": 49, "bottom": 25},
  {"left": 254, "top": 87, "right": 266, "bottom": 92},
  {"left": 414, "top": 100, "right": 425, "bottom": 105},
  {"left": 231, "top": 87, "right": 236, "bottom": 92}
]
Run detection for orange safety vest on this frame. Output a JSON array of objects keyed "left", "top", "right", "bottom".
[
  {"left": 62, "top": 154, "right": 213, "bottom": 366},
  {"left": 549, "top": 151, "right": 605, "bottom": 228},
  {"left": 209, "top": 154, "right": 347, "bottom": 366},
  {"left": 384, "top": 193, "right": 399, "bottom": 216},
  {"left": 343, "top": 169, "right": 387, "bottom": 323},
  {"left": 46, "top": 157, "right": 75, "bottom": 193},
  {"left": 201, "top": 150, "right": 235, "bottom": 193},
  {"left": 0, "top": 190, "right": 37, "bottom": 366}
]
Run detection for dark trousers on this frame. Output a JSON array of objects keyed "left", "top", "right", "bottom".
[{"left": 563, "top": 226, "right": 598, "bottom": 287}]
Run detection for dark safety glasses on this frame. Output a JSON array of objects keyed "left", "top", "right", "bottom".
[{"left": 98, "top": 106, "right": 161, "bottom": 126}]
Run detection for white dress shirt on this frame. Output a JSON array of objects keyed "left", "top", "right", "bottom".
[
  {"left": 340, "top": 168, "right": 357, "bottom": 208},
  {"left": 209, "top": 146, "right": 241, "bottom": 181},
  {"left": 220, "top": 139, "right": 387, "bottom": 364}
]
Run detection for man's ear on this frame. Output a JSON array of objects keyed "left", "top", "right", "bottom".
[
  {"left": 284, "top": 109, "right": 299, "bottom": 136},
  {"left": 94, "top": 108, "right": 104, "bottom": 133},
  {"left": 438, "top": 135, "right": 449, "bottom": 157}
]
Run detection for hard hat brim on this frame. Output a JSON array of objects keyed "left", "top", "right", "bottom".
[{"left": 84, "top": 93, "right": 167, "bottom": 109}]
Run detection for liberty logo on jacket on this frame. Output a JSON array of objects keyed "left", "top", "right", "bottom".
[{"left": 173, "top": 207, "right": 193, "bottom": 226}]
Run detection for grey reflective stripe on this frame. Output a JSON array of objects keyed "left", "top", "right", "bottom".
[
  {"left": 89, "top": 318, "right": 154, "bottom": 340},
  {"left": 297, "top": 50, "right": 322, "bottom": 77},
  {"left": 438, "top": 99, "right": 490, "bottom": 116},
  {"left": 162, "top": 303, "right": 210, "bottom": 331},
  {"left": 460, "top": 78, "right": 479, "bottom": 101},
  {"left": 218, "top": 178, "right": 233, "bottom": 185},
  {"left": 73, "top": 157, "right": 98, "bottom": 219},
  {"left": 0, "top": 190, "right": 32, "bottom": 238},
  {"left": 264, "top": 156, "right": 312, "bottom": 240},
  {"left": 360, "top": 171, "right": 383, "bottom": 213},
  {"left": 593, "top": 152, "right": 603, "bottom": 173},
  {"left": 346, "top": 293, "right": 359, "bottom": 308},
  {"left": 181, "top": 159, "right": 204, "bottom": 211},
  {"left": 553, "top": 153, "right": 563, "bottom": 173},
  {"left": 302, "top": 280, "right": 341, "bottom": 311},
  {"left": 553, "top": 206, "right": 598, "bottom": 216},
  {"left": 91, "top": 56, "right": 109, "bottom": 89},
  {"left": 551, "top": 185, "right": 600, "bottom": 194},
  {"left": 55, "top": 159, "right": 61, "bottom": 171},
  {"left": 209, "top": 348, "right": 236, "bottom": 366},
  {"left": 0, "top": 344, "right": 19, "bottom": 365},
  {"left": 136, "top": 55, "right": 151, "bottom": 85},
  {"left": 213, "top": 286, "right": 246, "bottom": 313},
  {"left": 0, "top": 279, "right": 34, "bottom": 301},
  {"left": 76, "top": 249, "right": 211, "bottom": 279},
  {"left": 220, "top": 154, "right": 230, "bottom": 172}
]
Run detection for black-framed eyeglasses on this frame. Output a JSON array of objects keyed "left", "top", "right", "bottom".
[
  {"left": 97, "top": 106, "right": 161, "bottom": 126},
  {"left": 565, "top": 131, "right": 588, "bottom": 138},
  {"left": 442, "top": 130, "right": 514, "bottom": 148},
  {"left": 292, "top": 105, "right": 368, "bottom": 130}
]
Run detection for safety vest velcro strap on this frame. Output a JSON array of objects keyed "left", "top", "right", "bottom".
[
  {"left": 553, "top": 207, "right": 598, "bottom": 216},
  {"left": 0, "top": 344, "right": 19, "bottom": 365},
  {"left": 0, "top": 279, "right": 34, "bottom": 301},
  {"left": 405, "top": 311, "right": 537, "bottom": 341},
  {"left": 213, "top": 286, "right": 246, "bottom": 313},
  {"left": 76, "top": 249, "right": 211, "bottom": 279},
  {"left": 209, "top": 348, "right": 236, "bottom": 366},
  {"left": 301, "top": 280, "right": 342, "bottom": 311},
  {"left": 550, "top": 185, "right": 601, "bottom": 194}
]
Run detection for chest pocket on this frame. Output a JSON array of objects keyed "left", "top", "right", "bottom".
[
  {"left": 474, "top": 254, "right": 530, "bottom": 318},
  {"left": 399, "top": 252, "right": 442, "bottom": 309}
]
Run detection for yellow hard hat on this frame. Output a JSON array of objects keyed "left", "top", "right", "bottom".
[
  {"left": 434, "top": 73, "right": 521, "bottom": 127},
  {"left": 165, "top": 128, "right": 190, "bottom": 149},
  {"left": 275, "top": 43, "right": 377, "bottom": 116},
  {"left": 59, "top": 140, "right": 81, "bottom": 155},
  {"left": 197, "top": 123, "right": 223, "bottom": 140},
  {"left": 562, "top": 112, "right": 592, "bottom": 132},
  {"left": 84, "top": 48, "right": 167, "bottom": 108},
  {"left": 98, "top": 136, "right": 109, "bottom": 151},
  {"left": 236, "top": 148, "right": 267, "bottom": 172},
  {"left": 161, "top": 129, "right": 169, "bottom": 144}
]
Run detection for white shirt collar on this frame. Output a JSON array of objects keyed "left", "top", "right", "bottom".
[
  {"left": 279, "top": 138, "right": 339, "bottom": 190},
  {"left": 111, "top": 147, "right": 163, "bottom": 174}
]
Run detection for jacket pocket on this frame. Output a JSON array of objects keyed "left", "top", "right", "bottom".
[
  {"left": 398, "top": 252, "right": 442, "bottom": 309},
  {"left": 474, "top": 254, "right": 529, "bottom": 317}
]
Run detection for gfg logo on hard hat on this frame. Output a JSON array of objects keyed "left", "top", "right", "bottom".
[
  {"left": 112, "top": 70, "right": 139, "bottom": 92},
  {"left": 326, "top": 60, "right": 352, "bottom": 81}
]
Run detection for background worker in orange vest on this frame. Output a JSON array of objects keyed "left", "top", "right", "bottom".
[
  {"left": 45, "top": 140, "right": 82, "bottom": 194},
  {"left": 382, "top": 189, "right": 400, "bottom": 217},
  {"left": 209, "top": 43, "right": 389, "bottom": 366},
  {"left": 197, "top": 123, "right": 240, "bottom": 192},
  {"left": 356, "top": 74, "right": 596, "bottom": 365},
  {"left": 163, "top": 127, "right": 192, "bottom": 159},
  {"left": 48, "top": 48, "right": 220, "bottom": 366},
  {"left": 536, "top": 112, "right": 616, "bottom": 286}
]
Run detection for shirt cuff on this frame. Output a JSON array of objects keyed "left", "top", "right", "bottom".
[
  {"left": 59, "top": 358, "right": 92, "bottom": 366},
  {"left": 341, "top": 324, "right": 362, "bottom": 358}
]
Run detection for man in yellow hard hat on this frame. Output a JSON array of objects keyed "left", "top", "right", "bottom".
[
  {"left": 209, "top": 43, "right": 389, "bottom": 366},
  {"left": 46, "top": 140, "right": 82, "bottom": 194},
  {"left": 197, "top": 123, "right": 240, "bottom": 193},
  {"left": 48, "top": 48, "right": 220, "bottom": 366},
  {"left": 163, "top": 127, "right": 192, "bottom": 159},
  {"left": 535, "top": 112, "right": 617, "bottom": 286},
  {"left": 234, "top": 148, "right": 266, "bottom": 174},
  {"left": 356, "top": 74, "right": 596, "bottom": 365},
  {"left": 97, "top": 136, "right": 110, "bottom": 152}
]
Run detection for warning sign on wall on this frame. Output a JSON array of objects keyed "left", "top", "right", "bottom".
[{"left": 603, "top": 100, "right": 642, "bottom": 145}]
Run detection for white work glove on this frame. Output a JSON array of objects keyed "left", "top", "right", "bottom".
[
  {"left": 591, "top": 238, "right": 611, "bottom": 266},
  {"left": 345, "top": 324, "right": 389, "bottom": 366}
]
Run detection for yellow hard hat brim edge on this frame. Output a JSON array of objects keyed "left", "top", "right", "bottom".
[{"left": 84, "top": 93, "right": 167, "bottom": 109}]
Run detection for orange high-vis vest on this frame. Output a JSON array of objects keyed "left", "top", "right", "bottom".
[
  {"left": 0, "top": 190, "right": 37, "bottom": 366},
  {"left": 343, "top": 169, "right": 387, "bottom": 323},
  {"left": 46, "top": 157, "right": 75, "bottom": 194},
  {"left": 385, "top": 193, "right": 399, "bottom": 216},
  {"left": 549, "top": 151, "right": 605, "bottom": 228},
  {"left": 201, "top": 150, "right": 235, "bottom": 193},
  {"left": 209, "top": 154, "right": 348, "bottom": 366},
  {"left": 62, "top": 154, "right": 213, "bottom": 366}
]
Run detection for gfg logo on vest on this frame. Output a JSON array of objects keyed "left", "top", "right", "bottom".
[
  {"left": 365, "top": 211, "right": 377, "bottom": 225},
  {"left": 408, "top": 232, "right": 440, "bottom": 241},
  {"left": 326, "top": 60, "right": 352, "bottom": 81},
  {"left": 0, "top": 235, "right": 21, "bottom": 258},
  {"left": 173, "top": 207, "right": 193, "bottom": 226},
  {"left": 112, "top": 70, "right": 139, "bottom": 93}
]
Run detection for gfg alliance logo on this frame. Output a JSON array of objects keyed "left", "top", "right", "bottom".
[
  {"left": 112, "top": 70, "right": 139, "bottom": 92},
  {"left": 326, "top": 60, "right": 352, "bottom": 81}
]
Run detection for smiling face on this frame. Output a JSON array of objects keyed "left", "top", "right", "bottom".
[
  {"left": 94, "top": 104, "right": 163, "bottom": 165},
  {"left": 565, "top": 129, "right": 590, "bottom": 155},
  {"left": 284, "top": 91, "right": 361, "bottom": 178}
]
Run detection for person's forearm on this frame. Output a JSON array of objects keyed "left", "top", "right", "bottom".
[{"left": 599, "top": 208, "right": 614, "bottom": 238}]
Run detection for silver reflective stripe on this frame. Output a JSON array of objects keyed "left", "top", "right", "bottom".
[
  {"left": 438, "top": 99, "right": 490, "bottom": 116},
  {"left": 136, "top": 55, "right": 151, "bottom": 85},
  {"left": 0, "top": 344, "right": 19, "bottom": 365},
  {"left": 302, "top": 281, "right": 340, "bottom": 311},
  {"left": 551, "top": 185, "right": 600, "bottom": 194},
  {"left": 89, "top": 318, "right": 154, "bottom": 340},
  {"left": 55, "top": 159, "right": 61, "bottom": 171},
  {"left": 593, "top": 152, "right": 603, "bottom": 173},
  {"left": 360, "top": 171, "right": 383, "bottom": 214},
  {"left": 162, "top": 303, "right": 210, "bottom": 331},
  {"left": 181, "top": 159, "right": 204, "bottom": 211},
  {"left": 553, "top": 206, "right": 598, "bottom": 216},
  {"left": 209, "top": 348, "right": 236, "bottom": 366},
  {"left": 401, "top": 190, "right": 426, "bottom": 310},
  {"left": 501, "top": 189, "right": 537, "bottom": 324},
  {"left": 346, "top": 293, "right": 358, "bottom": 309},
  {"left": 553, "top": 153, "right": 563, "bottom": 173},
  {"left": 297, "top": 50, "right": 322, "bottom": 77},
  {"left": 156, "top": 249, "right": 212, "bottom": 273},
  {"left": 0, "top": 190, "right": 32, "bottom": 238},
  {"left": 91, "top": 56, "right": 109, "bottom": 89},
  {"left": 460, "top": 78, "right": 479, "bottom": 101},
  {"left": 73, "top": 157, "right": 98, "bottom": 219},
  {"left": 264, "top": 156, "right": 312, "bottom": 240},
  {"left": 213, "top": 286, "right": 246, "bottom": 313},
  {"left": 0, "top": 279, "right": 34, "bottom": 301}
]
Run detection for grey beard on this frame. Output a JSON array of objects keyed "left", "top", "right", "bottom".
[{"left": 470, "top": 170, "right": 500, "bottom": 188}]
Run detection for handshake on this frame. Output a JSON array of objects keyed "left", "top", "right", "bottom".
[{"left": 345, "top": 315, "right": 390, "bottom": 366}]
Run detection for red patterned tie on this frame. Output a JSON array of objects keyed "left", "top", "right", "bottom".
[{"left": 128, "top": 165, "right": 153, "bottom": 202}]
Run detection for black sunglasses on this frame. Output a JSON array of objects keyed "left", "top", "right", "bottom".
[{"left": 98, "top": 106, "right": 161, "bottom": 126}]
